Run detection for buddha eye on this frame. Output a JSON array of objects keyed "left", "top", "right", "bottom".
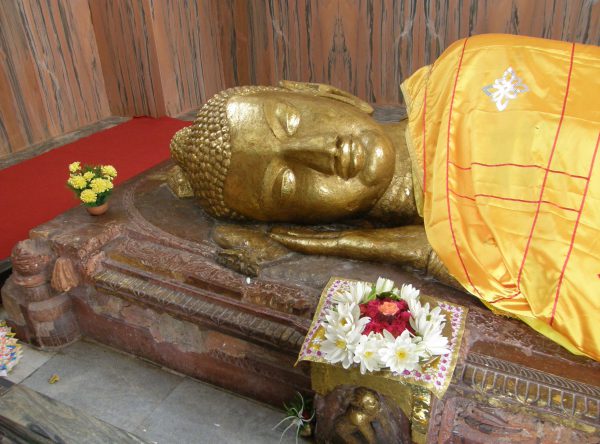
[
  {"left": 279, "top": 105, "right": 300, "bottom": 136},
  {"left": 265, "top": 102, "right": 300, "bottom": 139}
]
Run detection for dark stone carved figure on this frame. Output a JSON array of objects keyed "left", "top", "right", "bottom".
[{"left": 315, "top": 386, "right": 411, "bottom": 444}]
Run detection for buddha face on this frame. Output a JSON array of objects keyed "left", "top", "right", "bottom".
[{"left": 222, "top": 91, "right": 395, "bottom": 222}]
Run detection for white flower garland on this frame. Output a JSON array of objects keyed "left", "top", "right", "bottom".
[{"left": 318, "top": 277, "right": 450, "bottom": 375}]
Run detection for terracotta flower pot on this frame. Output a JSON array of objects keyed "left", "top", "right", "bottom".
[{"left": 86, "top": 202, "right": 108, "bottom": 216}]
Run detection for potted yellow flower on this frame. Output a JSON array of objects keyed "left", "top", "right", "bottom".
[{"left": 67, "top": 161, "right": 117, "bottom": 215}]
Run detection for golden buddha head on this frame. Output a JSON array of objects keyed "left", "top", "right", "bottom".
[{"left": 171, "top": 81, "right": 396, "bottom": 223}]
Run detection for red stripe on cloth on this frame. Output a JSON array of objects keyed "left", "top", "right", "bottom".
[
  {"left": 449, "top": 161, "right": 588, "bottom": 180},
  {"left": 517, "top": 42, "right": 576, "bottom": 288},
  {"left": 550, "top": 131, "right": 600, "bottom": 325},
  {"left": 473, "top": 193, "right": 578, "bottom": 213},
  {"left": 490, "top": 292, "right": 521, "bottom": 304},
  {"left": 422, "top": 85, "right": 428, "bottom": 194},
  {"left": 445, "top": 38, "right": 482, "bottom": 298},
  {"left": 448, "top": 189, "right": 476, "bottom": 201},
  {"left": 448, "top": 189, "right": 578, "bottom": 212},
  {"left": 0, "top": 117, "right": 191, "bottom": 259}
]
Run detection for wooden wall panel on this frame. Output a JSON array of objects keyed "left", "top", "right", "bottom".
[
  {"left": 214, "top": 0, "right": 600, "bottom": 105},
  {"left": 1, "top": 0, "right": 598, "bottom": 159},
  {"left": 149, "top": 0, "right": 226, "bottom": 116},
  {"left": 89, "top": 0, "right": 166, "bottom": 117},
  {"left": 212, "top": 0, "right": 256, "bottom": 87},
  {"left": 0, "top": 0, "right": 110, "bottom": 158},
  {"left": 89, "top": 0, "right": 228, "bottom": 117}
]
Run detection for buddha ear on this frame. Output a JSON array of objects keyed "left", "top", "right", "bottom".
[{"left": 279, "top": 80, "right": 374, "bottom": 115}]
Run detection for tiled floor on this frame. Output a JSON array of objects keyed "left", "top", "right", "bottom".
[
  {"left": 6, "top": 339, "right": 300, "bottom": 444},
  {"left": 5, "top": 342, "right": 55, "bottom": 384}
]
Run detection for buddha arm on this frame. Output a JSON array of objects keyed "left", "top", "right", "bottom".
[{"left": 269, "top": 225, "right": 460, "bottom": 289}]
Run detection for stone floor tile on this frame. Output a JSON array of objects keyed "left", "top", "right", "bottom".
[
  {"left": 0, "top": 382, "right": 147, "bottom": 444},
  {"left": 135, "top": 378, "right": 300, "bottom": 444},
  {"left": 2, "top": 307, "right": 55, "bottom": 384},
  {"left": 7, "top": 343, "right": 55, "bottom": 384},
  {"left": 22, "top": 340, "right": 183, "bottom": 432}
]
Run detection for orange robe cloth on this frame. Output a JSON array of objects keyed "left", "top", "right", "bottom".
[{"left": 402, "top": 34, "right": 600, "bottom": 360}]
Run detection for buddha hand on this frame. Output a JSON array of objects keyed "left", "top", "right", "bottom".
[{"left": 269, "top": 225, "right": 432, "bottom": 270}]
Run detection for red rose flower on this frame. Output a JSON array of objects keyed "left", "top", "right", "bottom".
[
  {"left": 359, "top": 300, "right": 380, "bottom": 318},
  {"left": 379, "top": 301, "right": 400, "bottom": 316},
  {"left": 359, "top": 297, "right": 414, "bottom": 338}
]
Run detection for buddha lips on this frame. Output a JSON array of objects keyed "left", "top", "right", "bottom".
[{"left": 360, "top": 299, "right": 414, "bottom": 337}]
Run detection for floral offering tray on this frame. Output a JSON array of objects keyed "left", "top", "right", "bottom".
[
  {"left": 0, "top": 321, "right": 22, "bottom": 377},
  {"left": 297, "top": 277, "right": 467, "bottom": 398}
]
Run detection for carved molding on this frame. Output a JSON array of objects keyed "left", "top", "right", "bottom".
[
  {"left": 461, "top": 352, "right": 600, "bottom": 428},
  {"left": 206, "top": 347, "right": 309, "bottom": 390},
  {"left": 110, "top": 237, "right": 316, "bottom": 317},
  {"left": 94, "top": 266, "right": 309, "bottom": 353},
  {"left": 428, "top": 394, "right": 599, "bottom": 443},
  {"left": 121, "top": 171, "right": 216, "bottom": 259}
]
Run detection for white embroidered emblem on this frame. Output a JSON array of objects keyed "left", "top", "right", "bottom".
[{"left": 482, "top": 67, "right": 529, "bottom": 111}]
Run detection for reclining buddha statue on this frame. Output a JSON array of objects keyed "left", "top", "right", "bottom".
[{"left": 169, "top": 34, "right": 600, "bottom": 362}]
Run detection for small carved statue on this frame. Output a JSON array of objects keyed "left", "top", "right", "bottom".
[
  {"left": 315, "top": 386, "right": 410, "bottom": 444},
  {"left": 168, "top": 34, "right": 600, "bottom": 361}
]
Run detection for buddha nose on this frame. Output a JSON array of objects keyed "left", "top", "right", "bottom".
[{"left": 282, "top": 134, "right": 364, "bottom": 179}]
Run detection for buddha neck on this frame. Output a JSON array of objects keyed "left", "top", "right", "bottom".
[{"left": 367, "top": 120, "right": 421, "bottom": 225}]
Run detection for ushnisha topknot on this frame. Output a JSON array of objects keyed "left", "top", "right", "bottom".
[{"left": 170, "top": 85, "right": 283, "bottom": 219}]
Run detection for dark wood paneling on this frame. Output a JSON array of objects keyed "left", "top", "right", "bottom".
[
  {"left": 89, "top": 0, "right": 227, "bottom": 117},
  {"left": 89, "top": 0, "right": 167, "bottom": 117},
  {"left": 1, "top": 0, "right": 598, "bottom": 159},
  {"left": 149, "top": 0, "right": 226, "bottom": 115},
  {"left": 212, "top": 0, "right": 252, "bottom": 87},
  {"left": 214, "top": 0, "right": 600, "bottom": 105},
  {"left": 0, "top": 0, "right": 110, "bottom": 158}
]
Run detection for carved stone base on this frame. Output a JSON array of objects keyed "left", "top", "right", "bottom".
[
  {"left": 2, "top": 161, "right": 599, "bottom": 442},
  {"left": 1, "top": 239, "right": 80, "bottom": 348}
]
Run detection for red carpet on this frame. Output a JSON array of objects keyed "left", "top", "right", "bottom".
[{"left": 0, "top": 117, "right": 190, "bottom": 259}]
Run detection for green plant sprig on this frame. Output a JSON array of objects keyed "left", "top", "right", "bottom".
[{"left": 363, "top": 287, "right": 400, "bottom": 303}]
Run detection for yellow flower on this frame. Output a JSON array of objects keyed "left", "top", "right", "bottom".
[
  {"left": 101, "top": 165, "right": 117, "bottom": 178},
  {"left": 68, "top": 175, "right": 87, "bottom": 190},
  {"left": 83, "top": 171, "right": 95, "bottom": 181},
  {"left": 80, "top": 189, "right": 97, "bottom": 204},
  {"left": 68, "top": 162, "right": 81, "bottom": 173},
  {"left": 90, "top": 178, "right": 113, "bottom": 194}
]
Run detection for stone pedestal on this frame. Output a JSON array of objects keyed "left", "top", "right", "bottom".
[
  {"left": 2, "top": 161, "right": 599, "bottom": 442},
  {"left": 2, "top": 239, "right": 80, "bottom": 348}
]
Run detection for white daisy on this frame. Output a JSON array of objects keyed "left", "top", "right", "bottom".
[
  {"left": 426, "top": 305, "right": 446, "bottom": 326},
  {"left": 378, "top": 330, "right": 420, "bottom": 373},
  {"left": 400, "top": 283, "right": 420, "bottom": 299},
  {"left": 419, "top": 328, "right": 450, "bottom": 357},
  {"left": 320, "top": 326, "right": 363, "bottom": 369},
  {"left": 333, "top": 281, "right": 370, "bottom": 306},
  {"left": 374, "top": 277, "right": 395, "bottom": 294},
  {"left": 353, "top": 334, "right": 383, "bottom": 374},
  {"left": 325, "top": 303, "right": 365, "bottom": 334},
  {"left": 400, "top": 283, "right": 421, "bottom": 312},
  {"left": 410, "top": 303, "right": 446, "bottom": 336}
]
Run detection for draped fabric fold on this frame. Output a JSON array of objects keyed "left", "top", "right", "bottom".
[{"left": 402, "top": 34, "right": 600, "bottom": 360}]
